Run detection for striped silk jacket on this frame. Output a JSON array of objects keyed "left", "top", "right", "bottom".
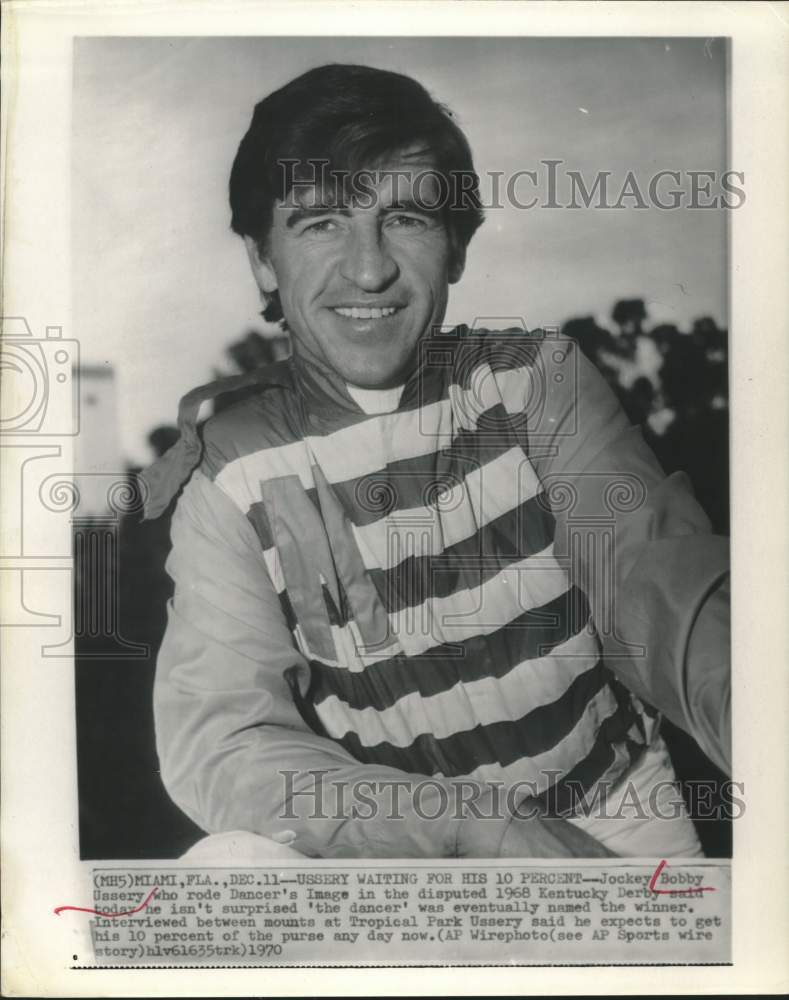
[{"left": 150, "top": 326, "right": 724, "bottom": 858}]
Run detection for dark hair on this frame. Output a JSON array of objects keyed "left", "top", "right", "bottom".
[{"left": 229, "top": 64, "right": 484, "bottom": 321}]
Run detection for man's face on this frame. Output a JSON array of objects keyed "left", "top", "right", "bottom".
[{"left": 245, "top": 154, "right": 465, "bottom": 389}]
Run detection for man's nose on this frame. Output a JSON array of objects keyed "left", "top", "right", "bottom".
[{"left": 339, "top": 224, "right": 399, "bottom": 290}]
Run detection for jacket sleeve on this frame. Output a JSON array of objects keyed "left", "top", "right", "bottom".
[
  {"left": 527, "top": 336, "right": 730, "bottom": 774},
  {"left": 153, "top": 468, "right": 513, "bottom": 858}
]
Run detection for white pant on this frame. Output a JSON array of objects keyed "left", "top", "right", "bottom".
[{"left": 566, "top": 736, "right": 704, "bottom": 857}]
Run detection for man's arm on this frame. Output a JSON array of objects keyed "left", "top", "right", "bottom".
[
  {"left": 154, "top": 468, "right": 613, "bottom": 857},
  {"left": 528, "top": 337, "right": 730, "bottom": 773}
]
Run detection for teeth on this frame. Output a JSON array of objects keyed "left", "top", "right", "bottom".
[{"left": 333, "top": 306, "right": 398, "bottom": 319}]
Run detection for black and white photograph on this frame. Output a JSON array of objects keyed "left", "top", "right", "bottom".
[
  {"left": 2, "top": 2, "right": 788, "bottom": 994},
  {"left": 73, "top": 35, "right": 732, "bottom": 863}
]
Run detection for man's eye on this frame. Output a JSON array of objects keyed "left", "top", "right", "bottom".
[
  {"left": 304, "top": 219, "right": 339, "bottom": 234},
  {"left": 387, "top": 214, "right": 427, "bottom": 230}
]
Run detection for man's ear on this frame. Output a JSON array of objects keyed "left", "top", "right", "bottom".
[
  {"left": 243, "top": 235, "right": 278, "bottom": 294},
  {"left": 448, "top": 241, "right": 466, "bottom": 285}
]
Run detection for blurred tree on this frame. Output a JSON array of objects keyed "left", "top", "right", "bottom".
[
  {"left": 562, "top": 315, "right": 617, "bottom": 361},
  {"left": 612, "top": 297, "right": 647, "bottom": 336},
  {"left": 227, "top": 330, "right": 279, "bottom": 371},
  {"left": 148, "top": 424, "right": 180, "bottom": 458},
  {"left": 213, "top": 329, "right": 291, "bottom": 414},
  {"left": 650, "top": 323, "right": 681, "bottom": 360}
]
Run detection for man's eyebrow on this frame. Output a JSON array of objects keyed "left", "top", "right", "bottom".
[
  {"left": 284, "top": 197, "right": 441, "bottom": 228},
  {"left": 382, "top": 197, "right": 441, "bottom": 216},
  {"left": 285, "top": 204, "right": 352, "bottom": 228}
]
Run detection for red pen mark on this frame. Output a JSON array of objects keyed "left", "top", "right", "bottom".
[
  {"left": 648, "top": 859, "right": 716, "bottom": 896},
  {"left": 54, "top": 886, "right": 159, "bottom": 918}
]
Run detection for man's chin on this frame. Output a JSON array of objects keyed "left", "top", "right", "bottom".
[
  {"left": 294, "top": 316, "right": 425, "bottom": 387},
  {"left": 319, "top": 336, "right": 419, "bottom": 390},
  {"left": 337, "top": 353, "right": 417, "bottom": 391}
]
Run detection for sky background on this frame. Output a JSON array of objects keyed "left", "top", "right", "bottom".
[{"left": 73, "top": 36, "right": 728, "bottom": 466}]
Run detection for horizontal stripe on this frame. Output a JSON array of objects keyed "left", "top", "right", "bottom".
[
  {"left": 304, "top": 398, "right": 455, "bottom": 485},
  {"left": 561, "top": 737, "right": 636, "bottom": 814},
  {"left": 329, "top": 426, "right": 513, "bottom": 528},
  {"left": 534, "top": 728, "right": 619, "bottom": 807},
  {"left": 460, "top": 690, "right": 625, "bottom": 794},
  {"left": 265, "top": 531, "right": 574, "bottom": 673},
  {"left": 216, "top": 445, "right": 315, "bottom": 507},
  {"left": 315, "top": 630, "right": 603, "bottom": 749},
  {"left": 448, "top": 362, "right": 533, "bottom": 432},
  {"left": 537, "top": 731, "right": 643, "bottom": 817},
  {"left": 310, "top": 589, "right": 592, "bottom": 704},
  {"left": 364, "top": 494, "right": 556, "bottom": 613},
  {"left": 351, "top": 447, "right": 543, "bottom": 573},
  {"left": 301, "top": 542, "right": 573, "bottom": 666},
  {"left": 262, "top": 490, "right": 557, "bottom": 630},
  {"left": 326, "top": 669, "right": 617, "bottom": 779},
  {"left": 251, "top": 436, "right": 548, "bottom": 577},
  {"left": 211, "top": 358, "right": 541, "bottom": 515},
  {"left": 390, "top": 544, "right": 569, "bottom": 657}
]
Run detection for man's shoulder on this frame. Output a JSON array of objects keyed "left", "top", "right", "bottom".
[
  {"left": 200, "top": 361, "right": 300, "bottom": 474},
  {"left": 444, "top": 323, "right": 577, "bottom": 378}
]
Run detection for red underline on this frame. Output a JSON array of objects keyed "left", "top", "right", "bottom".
[
  {"left": 54, "top": 885, "right": 159, "bottom": 918},
  {"left": 648, "top": 858, "right": 716, "bottom": 895}
]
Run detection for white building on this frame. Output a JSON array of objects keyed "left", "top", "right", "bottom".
[{"left": 73, "top": 363, "right": 123, "bottom": 517}]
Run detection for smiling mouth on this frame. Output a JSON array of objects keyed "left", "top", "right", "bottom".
[{"left": 332, "top": 306, "right": 402, "bottom": 320}]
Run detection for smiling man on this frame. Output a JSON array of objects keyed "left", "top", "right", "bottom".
[
  {"left": 144, "top": 64, "right": 729, "bottom": 860},
  {"left": 243, "top": 160, "right": 462, "bottom": 392}
]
